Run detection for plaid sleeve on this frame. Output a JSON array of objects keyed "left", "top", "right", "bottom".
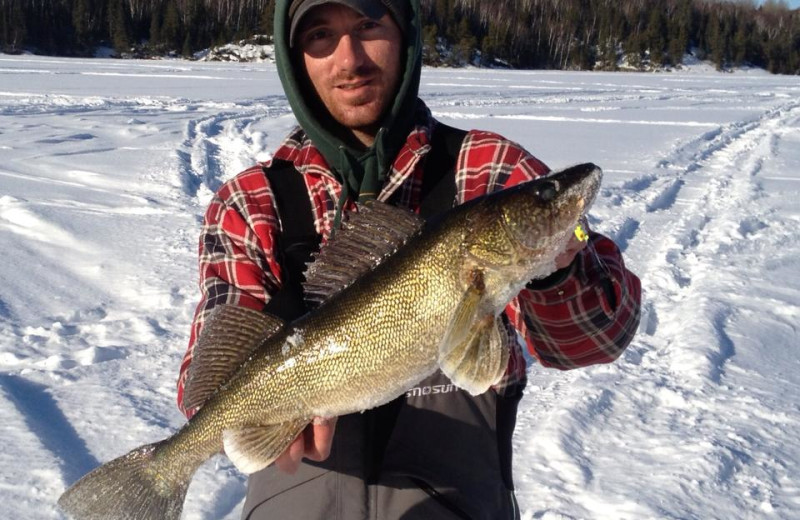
[
  {"left": 505, "top": 233, "right": 642, "bottom": 369},
  {"left": 176, "top": 165, "right": 283, "bottom": 417},
  {"left": 457, "top": 130, "right": 641, "bottom": 371}
]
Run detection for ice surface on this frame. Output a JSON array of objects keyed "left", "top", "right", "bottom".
[{"left": 1, "top": 54, "right": 799, "bottom": 519}]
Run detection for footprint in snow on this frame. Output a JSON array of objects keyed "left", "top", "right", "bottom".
[
  {"left": 37, "top": 346, "right": 130, "bottom": 372},
  {"left": 738, "top": 217, "right": 768, "bottom": 238},
  {"left": 35, "top": 133, "right": 96, "bottom": 144}
]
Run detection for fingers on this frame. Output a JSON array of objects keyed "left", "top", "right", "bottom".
[
  {"left": 304, "top": 417, "right": 337, "bottom": 461},
  {"left": 274, "top": 417, "right": 338, "bottom": 474},
  {"left": 555, "top": 235, "right": 587, "bottom": 270},
  {"left": 274, "top": 431, "right": 305, "bottom": 474}
]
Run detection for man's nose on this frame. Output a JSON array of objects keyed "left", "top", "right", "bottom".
[{"left": 333, "top": 33, "right": 366, "bottom": 71}]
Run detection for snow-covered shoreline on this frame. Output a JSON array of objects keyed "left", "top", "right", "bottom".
[{"left": 1, "top": 54, "right": 798, "bottom": 519}]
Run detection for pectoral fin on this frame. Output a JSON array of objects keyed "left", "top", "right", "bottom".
[
  {"left": 438, "top": 271, "right": 510, "bottom": 395},
  {"left": 223, "top": 418, "right": 310, "bottom": 475}
]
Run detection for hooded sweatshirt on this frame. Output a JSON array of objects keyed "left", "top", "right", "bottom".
[{"left": 273, "top": 0, "right": 424, "bottom": 210}]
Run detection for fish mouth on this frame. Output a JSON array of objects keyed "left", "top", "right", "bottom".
[
  {"left": 543, "top": 163, "right": 601, "bottom": 194},
  {"left": 551, "top": 164, "right": 602, "bottom": 218}
]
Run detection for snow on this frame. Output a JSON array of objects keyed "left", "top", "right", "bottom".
[
  {"left": 194, "top": 42, "right": 275, "bottom": 63},
  {"left": 1, "top": 53, "right": 799, "bottom": 519}
]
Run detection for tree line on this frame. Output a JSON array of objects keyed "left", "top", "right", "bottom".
[
  {"left": 446, "top": 0, "right": 800, "bottom": 73},
  {"left": 1, "top": 0, "right": 798, "bottom": 74}
]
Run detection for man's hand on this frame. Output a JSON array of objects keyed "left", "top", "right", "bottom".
[
  {"left": 554, "top": 232, "right": 588, "bottom": 271},
  {"left": 275, "top": 417, "right": 338, "bottom": 474}
]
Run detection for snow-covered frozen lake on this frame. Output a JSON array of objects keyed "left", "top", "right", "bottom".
[{"left": 1, "top": 54, "right": 799, "bottom": 519}]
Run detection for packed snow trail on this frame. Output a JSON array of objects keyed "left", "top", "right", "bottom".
[
  {"left": 1, "top": 56, "right": 799, "bottom": 519},
  {"left": 513, "top": 98, "right": 800, "bottom": 519}
]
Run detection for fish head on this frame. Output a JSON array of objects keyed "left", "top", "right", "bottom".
[{"left": 499, "top": 163, "right": 602, "bottom": 253}]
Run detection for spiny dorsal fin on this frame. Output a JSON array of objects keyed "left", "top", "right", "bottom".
[
  {"left": 223, "top": 419, "right": 309, "bottom": 474},
  {"left": 183, "top": 305, "right": 285, "bottom": 411},
  {"left": 303, "top": 202, "right": 424, "bottom": 308}
]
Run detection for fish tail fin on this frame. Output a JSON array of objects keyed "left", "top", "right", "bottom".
[{"left": 58, "top": 440, "right": 197, "bottom": 520}]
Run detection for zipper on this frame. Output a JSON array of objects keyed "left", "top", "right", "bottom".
[{"left": 408, "top": 477, "right": 474, "bottom": 520}]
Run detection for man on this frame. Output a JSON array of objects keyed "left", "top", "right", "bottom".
[{"left": 177, "top": 0, "right": 641, "bottom": 518}]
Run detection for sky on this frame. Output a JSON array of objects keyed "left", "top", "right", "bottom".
[
  {"left": 761, "top": 0, "right": 800, "bottom": 8},
  {"left": 0, "top": 53, "right": 799, "bottom": 519}
]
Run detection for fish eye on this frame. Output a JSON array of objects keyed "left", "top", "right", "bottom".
[{"left": 536, "top": 182, "right": 558, "bottom": 202}]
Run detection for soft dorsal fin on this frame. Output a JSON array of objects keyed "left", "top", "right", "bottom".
[
  {"left": 303, "top": 202, "right": 424, "bottom": 308},
  {"left": 183, "top": 304, "right": 285, "bottom": 411}
]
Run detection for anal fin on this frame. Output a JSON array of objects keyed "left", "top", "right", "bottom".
[{"left": 223, "top": 419, "right": 310, "bottom": 475}]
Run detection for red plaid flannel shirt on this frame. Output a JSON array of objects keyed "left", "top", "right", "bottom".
[{"left": 177, "top": 103, "right": 641, "bottom": 417}]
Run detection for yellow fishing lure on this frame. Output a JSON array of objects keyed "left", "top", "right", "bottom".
[{"left": 574, "top": 221, "right": 589, "bottom": 242}]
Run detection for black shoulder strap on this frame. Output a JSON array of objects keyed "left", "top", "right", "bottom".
[
  {"left": 265, "top": 159, "right": 316, "bottom": 244},
  {"left": 419, "top": 123, "right": 468, "bottom": 219},
  {"left": 365, "top": 123, "right": 467, "bottom": 482},
  {"left": 262, "top": 159, "right": 320, "bottom": 321}
]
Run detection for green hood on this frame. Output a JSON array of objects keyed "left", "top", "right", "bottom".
[{"left": 274, "top": 0, "right": 423, "bottom": 204}]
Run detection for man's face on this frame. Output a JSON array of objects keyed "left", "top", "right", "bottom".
[{"left": 295, "top": 4, "right": 403, "bottom": 144}]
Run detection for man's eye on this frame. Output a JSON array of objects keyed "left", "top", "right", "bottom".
[
  {"left": 358, "top": 20, "right": 380, "bottom": 32},
  {"left": 305, "top": 29, "right": 330, "bottom": 42}
]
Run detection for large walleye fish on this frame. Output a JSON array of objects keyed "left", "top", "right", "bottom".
[{"left": 58, "top": 163, "right": 602, "bottom": 520}]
